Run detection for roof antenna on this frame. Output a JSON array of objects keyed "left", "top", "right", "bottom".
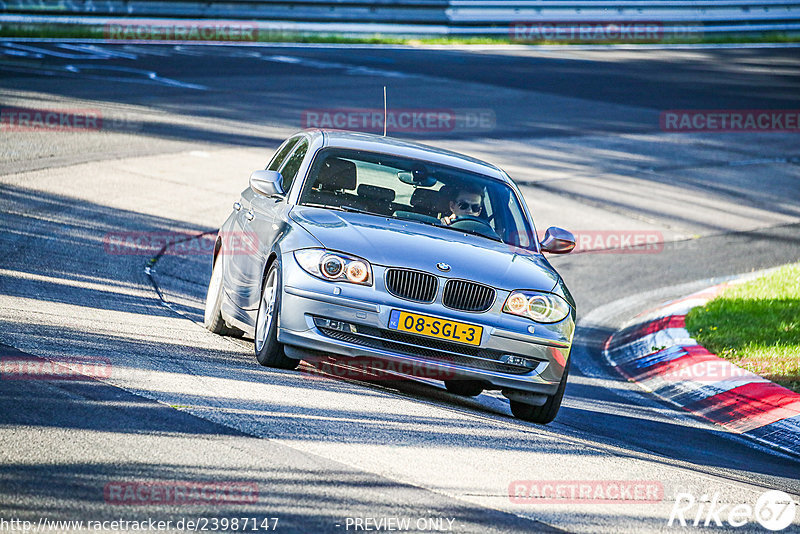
[{"left": 383, "top": 85, "right": 387, "bottom": 137}]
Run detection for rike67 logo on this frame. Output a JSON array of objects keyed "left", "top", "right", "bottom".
[{"left": 669, "top": 490, "right": 797, "bottom": 531}]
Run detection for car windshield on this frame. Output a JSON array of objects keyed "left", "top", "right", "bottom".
[{"left": 298, "top": 148, "right": 537, "bottom": 249}]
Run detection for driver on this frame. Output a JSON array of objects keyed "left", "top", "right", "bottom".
[{"left": 440, "top": 184, "right": 484, "bottom": 225}]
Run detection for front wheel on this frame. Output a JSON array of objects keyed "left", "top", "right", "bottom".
[
  {"left": 509, "top": 358, "right": 570, "bottom": 424},
  {"left": 254, "top": 262, "right": 298, "bottom": 370}
]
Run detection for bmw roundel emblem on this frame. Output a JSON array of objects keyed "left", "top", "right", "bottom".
[{"left": 436, "top": 263, "right": 451, "bottom": 272}]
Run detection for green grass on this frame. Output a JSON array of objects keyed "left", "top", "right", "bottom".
[
  {"left": 1, "top": 23, "right": 799, "bottom": 45},
  {"left": 685, "top": 263, "right": 800, "bottom": 393}
]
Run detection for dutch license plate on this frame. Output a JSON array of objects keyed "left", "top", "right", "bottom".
[{"left": 388, "top": 310, "right": 482, "bottom": 346}]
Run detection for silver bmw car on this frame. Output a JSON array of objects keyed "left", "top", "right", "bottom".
[{"left": 204, "top": 129, "right": 577, "bottom": 423}]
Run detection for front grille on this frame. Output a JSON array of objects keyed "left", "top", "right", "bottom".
[
  {"left": 442, "top": 279, "right": 495, "bottom": 312},
  {"left": 316, "top": 324, "right": 535, "bottom": 375},
  {"left": 385, "top": 268, "right": 438, "bottom": 303}
]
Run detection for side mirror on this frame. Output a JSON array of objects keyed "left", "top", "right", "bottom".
[
  {"left": 249, "top": 170, "right": 284, "bottom": 197},
  {"left": 540, "top": 227, "right": 575, "bottom": 254}
]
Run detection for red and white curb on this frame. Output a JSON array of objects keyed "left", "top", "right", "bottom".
[{"left": 604, "top": 281, "right": 800, "bottom": 456}]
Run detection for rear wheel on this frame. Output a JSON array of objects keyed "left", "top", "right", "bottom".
[
  {"left": 204, "top": 258, "right": 237, "bottom": 336},
  {"left": 444, "top": 379, "right": 484, "bottom": 397},
  {"left": 254, "top": 262, "right": 298, "bottom": 370},
  {"left": 509, "top": 358, "right": 570, "bottom": 424}
]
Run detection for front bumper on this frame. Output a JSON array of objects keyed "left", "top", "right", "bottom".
[{"left": 277, "top": 252, "right": 573, "bottom": 394}]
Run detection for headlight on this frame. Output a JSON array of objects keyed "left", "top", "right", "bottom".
[
  {"left": 294, "top": 249, "right": 373, "bottom": 286},
  {"left": 503, "top": 290, "right": 571, "bottom": 323}
]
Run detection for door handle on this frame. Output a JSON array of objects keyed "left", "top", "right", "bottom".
[
  {"left": 245, "top": 210, "right": 255, "bottom": 222},
  {"left": 233, "top": 201, "right": 242, "bottom": 211}
]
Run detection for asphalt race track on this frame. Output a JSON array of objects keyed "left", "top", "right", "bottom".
[{"left": 1, "top": 42, "right": 800, "bottom": 533}]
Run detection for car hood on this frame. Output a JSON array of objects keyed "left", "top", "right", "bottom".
[{"left": 289, "top": 206, "right": 559, "bottom": 292}]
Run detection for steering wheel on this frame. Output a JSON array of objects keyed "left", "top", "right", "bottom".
[{"left": 448, "top": 216, "right": 501, "bottom": 240}]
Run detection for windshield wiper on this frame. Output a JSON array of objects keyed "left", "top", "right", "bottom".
[
  {"left": 339, "top": 206, "right": 385, "bottom": 217},
  {"left": 302, "top": 203, "right": 385, "bottom": 218},
  {"left": 437, "top": 224, "right": 504, "bottom": 243},
  {"left": 302, "top": 202, "right": 343, "bottom": 211}
]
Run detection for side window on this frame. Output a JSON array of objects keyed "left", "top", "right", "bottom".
[
  {"left": 267, "top": 137, "right": 300, "bottom": 171},
  {"left": 279, "top": 139, "right": 309, "bottom": 192}
]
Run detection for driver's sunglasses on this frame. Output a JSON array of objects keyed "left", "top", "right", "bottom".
[{"left": 457, "top": 201, "right": 482, "bottom": 213}]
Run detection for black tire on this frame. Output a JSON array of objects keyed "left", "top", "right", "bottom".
[
  {"left": 509, "top": 358, "right": 570, "bottom": 424},
  {"left": 254, "top": 262, "right": 298, "bottom": 370},
  {"left": 444, "top": 379, "right": 484, "bottom": 397},
  {"left": 204, "top": 258, "right": 236, "bottom": 336}
]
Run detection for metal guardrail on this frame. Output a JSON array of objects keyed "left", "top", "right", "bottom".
[{"left": 2, "top": 0, "right": 799, "bottom": 36}]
